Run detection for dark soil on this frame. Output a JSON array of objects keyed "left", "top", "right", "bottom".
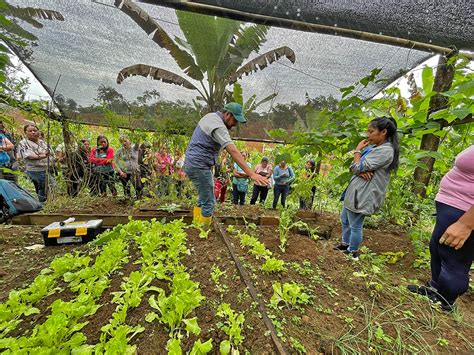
[
  {"left": 0, "top": 224, "right": 80, "bottom": 300},
  {"left": 133, "top": 228, "right": 273, "bottom": 354},
  {"left": 2, "top": 211, "right": 472, "bottom": 354},
  {"left": 214, "top": 203, "right": 279, "bottom": 219},
  {"left": 228, "top": 222, "right": 474, "bottom": 354}
]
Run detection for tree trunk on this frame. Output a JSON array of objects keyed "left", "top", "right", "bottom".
[
  {"left": 412, "top": 55, "right": 455, "bottom": 197},
  {"left": 61, "top": 120, "right": 75, "bottom": 194}
]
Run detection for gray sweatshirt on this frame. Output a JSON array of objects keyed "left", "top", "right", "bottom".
[
  {"left": 115, "top": 145, "right": 140, "bottom": 173},
  {"left": 343, "top": 142, "right": 394, "bottom": 215}
]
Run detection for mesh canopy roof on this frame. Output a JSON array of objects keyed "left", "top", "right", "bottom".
[
  {"left": 9, "top": 0, "right": 437, "bottom": 130},
  {"left": 165, "top": 0, "right": 473, "bottom": 50}
]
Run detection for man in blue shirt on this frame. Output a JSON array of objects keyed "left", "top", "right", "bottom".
[{"left": 185, "top": 102, "right": 268, "bottom": 226}]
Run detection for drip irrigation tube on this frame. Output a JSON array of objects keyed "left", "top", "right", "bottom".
[{"left": 213, "top": 220, "right": 289, "bottom": 355}]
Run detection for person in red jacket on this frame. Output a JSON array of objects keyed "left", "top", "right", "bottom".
[{"left": 89, "top": 135, "right": 117, "bottom": 196}]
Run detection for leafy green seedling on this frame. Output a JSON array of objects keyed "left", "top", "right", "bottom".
[
  {"left": 270, "top": 282, "right": 311, "bottom": 309},
  {"left": 216, "top": 303, "right": 245, "bottom": 354}
]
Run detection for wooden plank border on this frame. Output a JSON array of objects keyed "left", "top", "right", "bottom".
[{"left": 10, "top": 213, "right": 281, "bottom": 227}]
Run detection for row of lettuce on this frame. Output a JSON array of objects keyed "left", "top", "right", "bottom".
[{"left": 0, "top": 220, "right": 229, "bottom": 354}]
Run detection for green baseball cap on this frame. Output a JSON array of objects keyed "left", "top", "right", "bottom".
[{"left": 224, "top": 102, "right": 246, "bottom": 123}]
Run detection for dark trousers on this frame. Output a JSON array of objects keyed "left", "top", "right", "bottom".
[
  {"left": 429, "top": 201, "right": 474, "bottom": 304},
  {"left": 175, "top": 179, "right": 184, "bottom": 198},
  {"left": 91, "top": 170, "right": 117, "bottom": 196},
  {"left": 156, "top": 175, "right": 171, "bottom": 196},
  {"left": 250, "top": 185, "right": 269, "bottom": 205},
  {"left": 299, "top": 186, "right": 316, "bottom": 210},
  {"left": 232, "top": 184, "right": 246, "bottom": 205},
  {"left": 66, "top": 167, "right": 89, "bottom": 198},
  {"left": 119, "top": 172, "right": 143, "bottom": 198},
  {"left": 273, "top": 184, "right": 289, "bottom": 208}
]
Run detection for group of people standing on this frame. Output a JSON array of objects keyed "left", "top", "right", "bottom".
[
  {"left": 233, "top": 156, "right": 298, "bottom": 210},
  {"left": 2, "top": 123, "right": 185, "bottom": 202},
  {"left": 215, "top": 154, "right": 317, "bottom": 210},
  {"left": 68, "top": 134, "right": 185, "bottom": 200}
]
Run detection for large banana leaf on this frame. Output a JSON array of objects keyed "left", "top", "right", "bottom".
[
  {"left": 117, "top": 64, "right": 199, "bottom": 91},
  {"left": 3, "top": 4, "right": 64, "bottom": 29},
  {"left": 115, "top": 0, "right": 203, "bottom": 81},
  {"left": 221, "top": 25, "right": 269, "bottom": 78},
  {"left": 229, "top": 46, "right": 296, "bottom": 84},
  {"left": 176, "top": 10, "right": 239, "bottom": 77}
]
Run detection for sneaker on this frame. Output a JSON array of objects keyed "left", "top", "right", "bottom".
[
  {"left": 343, "top": 249, "right": 359, "bottom": 260},
  {"left": 407, "top": 284, "right": 436, "bottom": 296},
  {"left": 439, "top": 299, "right": 456, "bottom": 313},
  {"left": 333, "top": 244, "right": 349, "bottom": 251},
  {"left": 407, "top": 285, "right": 456, "bottom": 312}
]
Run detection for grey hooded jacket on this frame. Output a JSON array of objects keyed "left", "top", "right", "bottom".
[{"left": 343, "top": 142, "right": 394, "bottom": 216}]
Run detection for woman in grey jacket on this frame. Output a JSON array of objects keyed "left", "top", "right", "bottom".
[{"left": 335, "top": 117, "right": 399, "bottom": 259}]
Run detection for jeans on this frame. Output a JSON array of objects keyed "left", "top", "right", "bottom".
[
  {"left": 273, "top": 184, "right": 289, "bottom": 208},
  {"left": 184, "top": 166, "right": 215, "bottom": 217},
  {"left": 429, "top": 201, "right": 474, "bottom": 304},
  {"left": 119, "top": 172, "right": 143, "bottom": 198},
  {"left": 340, "top": 207, "right": 366, "bottom": 252},
  {"left": 232, "top": 184, "right": 247, "bottom": 205},
  {"left": 26, "top": 170, "right": 55, "bottom": 203},
  {"left": 250, "top": 185, "right": 269, "bottom": 205}
]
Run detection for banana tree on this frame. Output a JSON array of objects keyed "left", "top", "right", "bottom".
[{"left": 114, "top": 0, "right": 295, "bottom": 112}]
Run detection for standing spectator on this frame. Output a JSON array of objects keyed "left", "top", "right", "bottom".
[
  {"left": 17, "top": 124, "right": 55, "bottom": 202},
  {"left": 299, "top": 160, "right": 317, "bottom": 210},
  {"left": 173, "top": 148, "right": 186, "bottom": 198},
  {"left": 155, "top": 146, "right": 173, "bottom": 196},
  {"left": 138, "top": 142, "right": 153, "bottom": 190},
  {"left": 0, "top": 121, "right": 18, "bottom": 182},
  {"left": 0, "top": 129, "right": 15, "bottom": 180},
  {"left": 89, "top": 135, "right": 117, "bottom": 197},
  {"left": 232, "top": 153, "right": 252, "bottom": 205},
  {"left": 334, "top": 116, "right": 399, "bottom": 259},
  {"left": 250, "top": 157, "right": 273, "bottom": 205},
  {"left": 115, "top": 134, "right": 142, "bottom": 199},
  {"left": 408, "top": 145, "right": 473, "bottom": 312},
  {"left": 272, "top": 160, "right": 295, "bottom": 209},
  {"left": 214, "top": 153, "right": 231, "bottom": 203}
]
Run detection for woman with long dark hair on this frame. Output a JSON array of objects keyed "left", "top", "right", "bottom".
[
  {"left": 334, "top": 116, "right": 400, "bottom": 259},
  {"left": 89, "top": 135, "right": 117, "bottom": 196}
]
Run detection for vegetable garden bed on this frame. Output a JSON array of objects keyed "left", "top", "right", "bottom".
[{"left": 0, "top": 217, "right": 472, "bottom": 354}]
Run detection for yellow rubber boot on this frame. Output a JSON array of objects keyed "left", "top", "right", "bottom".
[
  {"left": 193, "top": 207, "right": 202, "bottom": 225},
  {"left": 201, "top": 215, "right": 212, "bottom": 229}
]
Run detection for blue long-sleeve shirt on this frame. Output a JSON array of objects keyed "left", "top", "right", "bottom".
[{"left": 273, "top": 165, "right": 295, "bottom": 186}]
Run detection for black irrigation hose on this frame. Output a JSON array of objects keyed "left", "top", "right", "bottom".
[{"left": 213, "top": 220, "right": 289, "bottom": 355}]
